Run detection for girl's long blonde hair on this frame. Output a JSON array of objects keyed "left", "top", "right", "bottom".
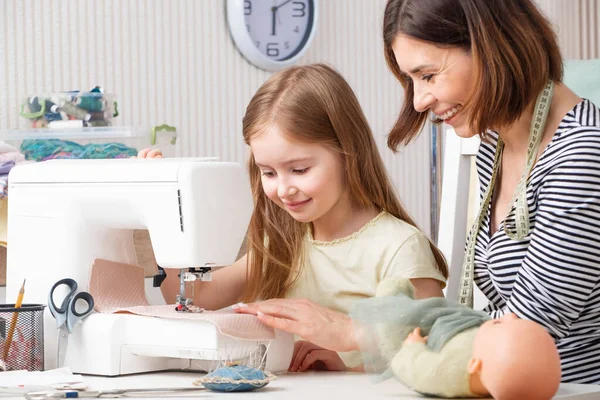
[{"left": 241, "top": 63, "right": 447, "bottom": 302}]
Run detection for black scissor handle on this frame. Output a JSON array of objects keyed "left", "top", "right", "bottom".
[
  {"left": 69, "top": 291, "right": 95, "bottom": 318},
  {"left": 65, "top": 290, "right": 94, "bottom": 333},
  {"left": 48, "top": 278, "right": 77, "bottom": 320}
]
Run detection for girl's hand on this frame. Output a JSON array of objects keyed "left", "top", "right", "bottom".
[
  {"left": 136, "top": 148, "right": 163, "bottom": 158},
  {"left": 404, "top": 327, "right": 428, "bottom": 345},
  {"left": 289, "top": 341, "right": 347, "bottom": 372},
  {"left": 233, "top": 298, "right": 359, "bottom": 352}
]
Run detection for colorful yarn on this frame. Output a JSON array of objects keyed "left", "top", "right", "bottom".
[
  {"left": 75, "top": 96, "right": 104, "bottom": 112},
  {"left": 20, "top": 139, "right": 137, "bottom": 162}
]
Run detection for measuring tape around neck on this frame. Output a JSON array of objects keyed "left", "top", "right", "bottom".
[{"left": 457, "top": 81, "right": 555, "bottom": 308}]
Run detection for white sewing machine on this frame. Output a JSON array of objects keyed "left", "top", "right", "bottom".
[{"left": 5, "top": 158, "right": 293, "bottom": 376}]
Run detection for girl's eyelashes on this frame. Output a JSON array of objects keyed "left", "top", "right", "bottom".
[
  {"left": 422, "top": 74, "right": 434, "bottom": 82},
  {"left": 260, "top": 167, "right": 309, "bottom": 177}
]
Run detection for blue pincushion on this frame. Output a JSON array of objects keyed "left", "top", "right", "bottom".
[{"left": 195, "top": 365, "right": 275, "bottom": 392}]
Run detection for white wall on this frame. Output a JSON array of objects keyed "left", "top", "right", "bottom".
[
  {"left": 1, "top": 1, "right": 598, "bottom": 237},
  {"left": 0, "top": 0, "right": 433, "bottom": 234},
  {"left": 538, "top": 0, "right": 599, "bottom": 60}
]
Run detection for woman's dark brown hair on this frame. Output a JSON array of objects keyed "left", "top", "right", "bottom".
[{"left": 383, "top": 0, "right": 563, "bottom": 150}]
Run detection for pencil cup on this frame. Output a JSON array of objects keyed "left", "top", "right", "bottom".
[{"left": 0, "top": 304, "right": 45, "bottom": 371}]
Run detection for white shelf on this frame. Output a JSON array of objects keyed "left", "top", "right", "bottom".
[{"left": 0, "top": 126, "right": 146, "bottom": 140}]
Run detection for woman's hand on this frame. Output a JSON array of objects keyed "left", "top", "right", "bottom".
[
  {"left": 136, "top": 148, "right": 163, "bottom": 158},
  {"left": 233, "top": 298, "right": 359, "bottom": 352},
  {"left": 289, "top": 341, "right": 347, "bottom": 372},
  {"left": 404, "top": 327, "right": 428, "bottom": 345}
]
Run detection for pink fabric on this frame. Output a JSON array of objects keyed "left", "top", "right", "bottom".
[
  {"left": 88, "top": 258, "right": 275, "bottom": 340},
  {"left": 111, "top": 305, "right": 275, "bottom": 340},
  {"left": 89, "top": 258, "right": 150, "bottom": 312}
]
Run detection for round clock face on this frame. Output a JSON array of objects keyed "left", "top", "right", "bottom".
[{"left": 244, "top": 0, "right": 316, "bottom": 61}]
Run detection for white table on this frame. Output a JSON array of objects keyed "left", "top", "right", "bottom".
[{"left": 81, "top": 371, "right": 600, "bottom": 399}]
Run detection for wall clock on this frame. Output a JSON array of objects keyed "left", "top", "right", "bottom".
[{"left": 227, "top": 0, "right": 318, "bottom": 71}]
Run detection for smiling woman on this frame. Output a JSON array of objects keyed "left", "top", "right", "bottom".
[
  {"left": 382, "top": 0, "right": 600, "bottom": 385},
  {"left": 389, "top": 37, "right": 473, "bottom": 134},
  {"left": 383, "top": 0, "right": 563, "bottom": 147}
]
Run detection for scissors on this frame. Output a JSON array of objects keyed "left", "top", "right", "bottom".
[{"left": 48, "top": 278, "right": 95, "bottom": 368}]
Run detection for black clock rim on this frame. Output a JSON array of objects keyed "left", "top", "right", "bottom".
[{"left": 275, "top": 0, "right": 316, "bottom": 62}]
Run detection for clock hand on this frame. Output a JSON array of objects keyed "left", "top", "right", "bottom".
[
  {"left": 272, "top": 0, "right": 294, "bottom": 36},
  {"left": 275, "top": 0, "right": 294, "bottom": 11}
]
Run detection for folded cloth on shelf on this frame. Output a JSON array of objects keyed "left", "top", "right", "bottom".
[
  {"left": 0, "top": 141, "right": 18, "bottom": 154},
  {"left": 20, "top": 139, "right": 137, "bottom": 161},
  {"left": 0, "top": 152, "right": 25, "bottom": 164},
  {"left": 0, "top": 161, "right": 15, "bottom": 174}
]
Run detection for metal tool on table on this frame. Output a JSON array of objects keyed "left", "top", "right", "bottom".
[
  {"left": 24, "top": 386, "right": 207, "bottom": 399},
  {"left": 48, "top": 278, "right": 95, "bottom": 368}
]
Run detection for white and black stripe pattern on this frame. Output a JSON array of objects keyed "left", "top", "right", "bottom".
[{"left": 473, "top": 99, "right": 600, "bottom": 384}]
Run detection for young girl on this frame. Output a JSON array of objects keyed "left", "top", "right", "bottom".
[{"left": 140, "top": 63, "right": 447, "bottom": 371}]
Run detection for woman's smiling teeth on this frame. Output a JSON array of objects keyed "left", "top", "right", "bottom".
[{"left": 436, "top": 105, "right": 462, "bottom": 120}]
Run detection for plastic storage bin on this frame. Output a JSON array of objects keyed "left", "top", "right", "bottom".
[
  {"left": 10, "top": 89, "right": 177, "bottom": 160},
  {"left": 20, "top": 89, "right": 117, "bottom": 130},
  {"left": 0, "top": 127, "right": 147, "bottom": 162},
  {"left": 13, "top": 89, "right": 149, "bottom": 161},
  {"left": 0, "top": 124, "right": 178, "bottom": 162}
]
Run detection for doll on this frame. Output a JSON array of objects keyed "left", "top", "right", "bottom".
[{"left": 351, "top": 278, "right": 561, "bottom": 400}]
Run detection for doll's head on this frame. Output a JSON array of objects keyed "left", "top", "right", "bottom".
[{"left": 469, "top": 313, "right": 561, "bottom": 400}]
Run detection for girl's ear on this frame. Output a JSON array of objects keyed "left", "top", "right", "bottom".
[{"left": 468, "top": 358, "right": 482, "bottom": 374}]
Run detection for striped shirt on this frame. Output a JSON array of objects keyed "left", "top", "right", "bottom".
[{"left": 473, "top": 99, "right": 600, "bottom": 384}]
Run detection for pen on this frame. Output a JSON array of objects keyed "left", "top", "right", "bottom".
[{"left": 3, "top": 279, "right": 26, "bottom": 361}]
